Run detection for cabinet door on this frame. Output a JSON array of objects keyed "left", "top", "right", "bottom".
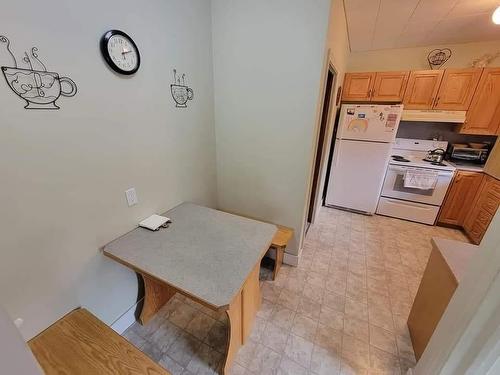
[
  {"left": 438, "top": 171, "right": 484, "bottom": 226},
  {"left": 464, "top": 175, "right": 500, "bottom": 244},
  {"left": 342, "top": 72, "right": 376, "bottom": 102},
  {"left": 371, "top": 71, "right": 409, "bottom": 102},
  {"left": 403, "top": 70, "right": 444, "bottom": 109},
  {"left": 434, "top": 68, "right": 482, "bottom": 110},
  {"left": 461, "top": 68, "right": 500, "bottom": 135}
]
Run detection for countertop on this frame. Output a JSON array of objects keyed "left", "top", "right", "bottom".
[
  {"left": 104, "top": 202, "right": 277, "bottom": 309},
  {"left": 431, "top": 238, "right": 478, "bottom": 283},
  {"left": 447, "top": 161, "right": 484, "bottom": 173}
]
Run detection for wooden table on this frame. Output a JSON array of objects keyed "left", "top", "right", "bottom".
[{"left": 103, "top": 203, "right": 276, "bottom": 374}]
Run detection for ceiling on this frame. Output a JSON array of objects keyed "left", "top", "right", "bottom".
[{"left": 344, "top": 0, "right": 500, "bottom": 51}]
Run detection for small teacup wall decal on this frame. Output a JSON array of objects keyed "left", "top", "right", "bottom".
[
  {"left": 170, "top": 69, "right": 193, "bottom": 108},
  {"left": 427, "top": 48, "right": 452, "bottom": 70},
  {"left": 0, "top": 35, "right": 77, "bottom": 110}
]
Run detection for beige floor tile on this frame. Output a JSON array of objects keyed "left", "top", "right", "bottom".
[
  {"left": 323, "top": 290, "right": 346, "bottom": 312},
  {"left": 344, "top": 297, "right": 368, "bottom": 322},
  {"left": 166, "top": 331, "right": 202, "bottom": 367},
  {"left": 247, "top": 343, "right": 281, "bottom": 375},
  {"left": 186, "top": 343, "right": 223, "bottom": 374},
  {"left": 319, "top": 305, "right": 344, "bottom": 331},
  {"left": 278, "top": 287, "right": 301, "bottom": 310},
  {"left": 261, "top": 281, "right": 281, "bottom": 303},
  {"left": 369, "top": 346, "right": 401, "bottom": 374},
  {"left": 341, "top": 334, "right": 370, "bottom": 369},
  {"left": 249, "top": 316, "right": 267, "bottom": 341},
  {"left": 370, "top": 325, "right": 398, "bottom": 355},
  {"left": 297, "top": 296, "right": 321, "bottom": 321},
  {"left": 226, "top": 362, "right": 246, "bottom": 375},
  {"left": 277, "top": 357, "right": 308, "bottom": 375},
  {"left": 369, "top": 305, "right": 395, "bottom": 332},
  {"left": 311, "top": 345, "right": 341, "bottom": 375},
  {"left": 344, "top": 316, "right": 369, "bottom": 343},
  {"left": 326, "top": 276, "right": 347, "bottom": 295},
  {"left": 270, "top": 305, "right": 296, "bottom": 330},
  {"left": 234, "top": 338, "right": 258, "bottom": 367},
  {"left": 301, "top": 282, "right": 325, "bottom": 304},
  {"left": 185, "top": 312, "right": 217, "bottom": 341},
  {"left": 291, "top": 313, "right": 318, "bottom": 341},
  {"left": 315, "top": 323, "right": 342, "bottom": 352},
  {"left": 169, "top": 302, "right": 199, "bottom": 329},
  {"left": 284, "top": 333, "right": 314, "bottom": 368},
  {"left": 257, "top": 298, "right": 275, "bottom": 320},
  {"left": 261, "top": 321, "right": 290, "bottom": 353},
  {"left": 306, "top": 271, "right": 327, "bottom": 288}
]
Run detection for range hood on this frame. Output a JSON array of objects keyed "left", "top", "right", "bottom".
[{"left": 401, "top": 109, "right": 466, "bottom": 123}]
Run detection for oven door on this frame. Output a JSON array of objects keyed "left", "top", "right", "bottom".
[{"left": 381, "top": 164, "right": 454, "bottom": 206}]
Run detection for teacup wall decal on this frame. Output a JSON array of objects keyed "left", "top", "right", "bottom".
[
  {"left": 0, "top": 35, "right": 77, "bottom": 110},
  {"left": 170, "top": 69, "right": 194, "bottom": 108}
]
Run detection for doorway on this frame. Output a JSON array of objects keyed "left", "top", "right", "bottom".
[{"left": 306, "top": 66, "right": 337, "bottom": 229}]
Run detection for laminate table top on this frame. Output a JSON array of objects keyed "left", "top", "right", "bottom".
[{"left": 104, "top": 202, "right": 276, "bottom": 309}]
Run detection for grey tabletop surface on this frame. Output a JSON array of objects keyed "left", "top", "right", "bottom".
[
  {"left": 104, "top": 202, "right": 277, "bottom": 309},
  {"left": 431, "top": 238, "right": 478, "bottom": 283}
]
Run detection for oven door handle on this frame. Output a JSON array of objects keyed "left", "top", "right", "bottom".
[{"left": 388, "top": 165, "right": 454, "bottom": 178}]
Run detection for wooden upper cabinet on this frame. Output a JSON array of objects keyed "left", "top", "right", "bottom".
[
  {"left": 461, "top": 68, "right": 500, "bottom": 135},
  {"left": 342, "top": 72, "right": 376, "bottom": 102},
  {"left": 371, "top": 71, "right": 409, "bottom": 102},
  {"left": 434, "top": 68, "right": 482, "bottom": 110},
  {"left": 403, "top": 70, "right": 444, "bottom": 109},
  {"left": 438, "top": 171, "right": 484, "bottom": 226}
]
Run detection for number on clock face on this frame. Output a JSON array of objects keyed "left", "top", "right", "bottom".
[{"left": 107, "top": 35, "right": 138, "bottom": 72}]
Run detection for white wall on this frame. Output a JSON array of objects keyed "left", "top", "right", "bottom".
[
  {"left": 348, "top": 40, "right": 500, "bottom": 71},
  {"left": 309, "top": 0, "right": 350, "bottom": 222},
  {"left": 0, "top": 0, "right": 217, "bottom": 339},
  {"left": 211, "top": 0, "right": 331, "bottom": 256}
]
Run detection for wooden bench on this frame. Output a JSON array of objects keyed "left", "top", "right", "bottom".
[
  {"left": 29, "top": 308, "right": 170, "bottom": 375},
  {"left": 270, "top": 225, "right": 294, "bottom": 280}
]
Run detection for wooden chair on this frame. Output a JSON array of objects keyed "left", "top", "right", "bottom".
[{"left": 29, "top": 308, "right": 170, "bottom": 375}]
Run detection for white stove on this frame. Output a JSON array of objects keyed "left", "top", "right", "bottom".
[{"left": 377, "top": 138, "right": 456, "bottom": 225}]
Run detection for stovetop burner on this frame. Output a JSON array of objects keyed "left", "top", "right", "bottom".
[{"left": 392, "top": 155, "right": 410, "bottom": 162}]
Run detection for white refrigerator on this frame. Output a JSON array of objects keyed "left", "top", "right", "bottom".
[{"left": 325, "top": 104, "right": 403, "bottom": 214}]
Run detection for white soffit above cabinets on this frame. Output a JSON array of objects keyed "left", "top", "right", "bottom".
[{"left": 344, "top": 0, "right": 500, "bottom": 52}]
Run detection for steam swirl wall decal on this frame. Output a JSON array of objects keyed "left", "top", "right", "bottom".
[
  {"left": 171, "top": 69, "right": 194, "bottom": 108},
  {"left": 1, "top": 35, "right": 77, "bottom": 110}
]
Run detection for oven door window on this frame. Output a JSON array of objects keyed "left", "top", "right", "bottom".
[{"left": 393, "top": 173, "right": 434, "bottom": 196}]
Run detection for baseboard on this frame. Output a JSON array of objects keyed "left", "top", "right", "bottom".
[
  {"left": 111, "top": 298, "right": 143, "bottom": 334},
  {"left": 406, "top": 368, "right": 414, "bottom": 375},
  {"left": 284, "top": 248, "right": 301, "bottom": 267}
]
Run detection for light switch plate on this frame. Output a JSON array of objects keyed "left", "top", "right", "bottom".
[{"left": 125, "top": 188, "right": 138, "bottom": 207}]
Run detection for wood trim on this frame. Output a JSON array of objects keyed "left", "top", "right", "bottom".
[
  {"left": 241, "top": 262, "right": 261, "bottom": 342},
  {"left": 139, "top": 273, "right": 176, "bottom": 325},
  {"left": 223, "top": 293, "right": 242, "bottom": 375}
]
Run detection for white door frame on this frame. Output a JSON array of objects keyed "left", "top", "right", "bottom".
[{"left": 413, "top": 212, "right": 500, "bottom": 374}]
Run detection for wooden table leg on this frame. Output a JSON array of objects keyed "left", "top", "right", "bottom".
[
  {"left": 273, "top": 246, "right": 285, "bottom": 281},
  {"left": 222, "top": 262, "right": 262, "bottom": 374},
  {"left": 139, "top": 273, "right": 176, "bottom": 325}
]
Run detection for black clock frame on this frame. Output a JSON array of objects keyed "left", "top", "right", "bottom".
[{"left": 100, "top": 30, "right": 140, "bottom": 75}]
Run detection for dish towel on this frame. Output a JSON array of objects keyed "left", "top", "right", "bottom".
[{"left": 404, "top": 169, "right": 439, "bottom": 190}]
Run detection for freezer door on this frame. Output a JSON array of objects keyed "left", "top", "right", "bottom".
[
  {"left": 337, "top": 104, "right": 403, "bottom": 142},
  {"left": 325, "top": 139, "right": 392, "bottom": 214}
]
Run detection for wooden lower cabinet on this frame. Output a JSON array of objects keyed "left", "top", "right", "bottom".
[
  {"left": 463, "top": 174, "right": 500, "bottom": 244},
  {"left": 438, "top": 171, "right": 484, "bottom": 226}
]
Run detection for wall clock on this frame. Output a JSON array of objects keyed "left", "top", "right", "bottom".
[{"left": 100, "top": 30, "right": 140, "bottom": 75}]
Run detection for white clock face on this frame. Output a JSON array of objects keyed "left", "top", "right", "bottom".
[{"left": 107, "top": 35, "right": 138, "bottom": 72}]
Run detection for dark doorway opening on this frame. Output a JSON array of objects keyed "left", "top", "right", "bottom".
[{"left": 306, "top": 67, "right": 336, "bottom": 229}]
